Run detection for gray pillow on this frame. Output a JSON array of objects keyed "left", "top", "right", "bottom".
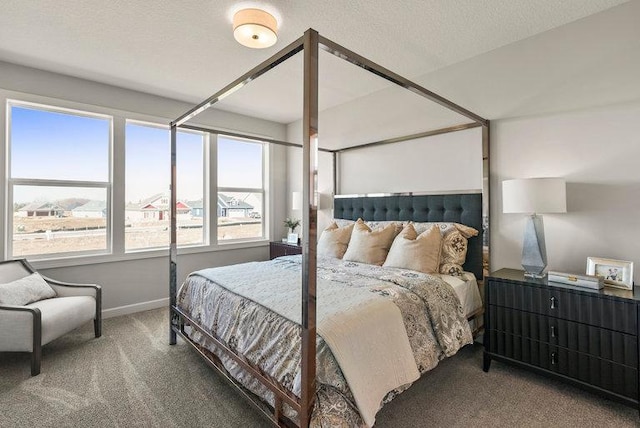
[{"left": 0, "top": 272, "right": 57, "bottom": 306}]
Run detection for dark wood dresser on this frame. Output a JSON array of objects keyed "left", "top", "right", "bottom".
[
  {"left": 269, "top": 241, "right": 302, "bottom": 259},
  {"left": 484, "top": 268, "right": 639, "bottom": 410}
]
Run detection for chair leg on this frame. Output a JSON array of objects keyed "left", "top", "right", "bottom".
[
  {"left": 94, "top": 287, "right": 102, "bottom": 338},
  {"left": 31, "top": 348, "right": 41, "bottom": 376},
  {"left": 31, "top": 308, "right": 42, "bottom": 376},
  {"left": 94, "top": 317, "right": 102, "bottom": 338}
]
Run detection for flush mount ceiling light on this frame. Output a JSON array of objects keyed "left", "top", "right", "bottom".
[{"left": 233, "top": 8, "right": 278, "bottom": 49}]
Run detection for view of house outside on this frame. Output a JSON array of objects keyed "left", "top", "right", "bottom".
[
  {"left": 13, "top": 185, "right": 108, "bottom": 256},
  {"left": 217, "top": 136, "right": 264, "bottom": 241},
  {"left": 124, "top": 121, "right": 206, "bottom": 251},
  {"left": 9, "top": 104, "right": 265, "bottom": 258}
]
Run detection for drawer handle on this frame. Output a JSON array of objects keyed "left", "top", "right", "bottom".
[
  {"left": 551, "top": 352, "right": 557, "bottom": 366},
  {"left": 550, "top": 296, "right": 557, "bottom": 309},
  {"left": 550, "top": 325, "right": 556, "bottom": 338}
]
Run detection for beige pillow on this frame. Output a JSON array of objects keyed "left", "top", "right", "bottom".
[
  {"left": 0, "top": 272, "right": 56, "bottom": 306},
  {"left": 317, "top": 222, "right": 354, "bottom": 258},
  {"left": 342, "top": 219, "right": 398, "bottom": 266},
  {"left": 383, "top": 224, "right": 442, "bottom": 273}
]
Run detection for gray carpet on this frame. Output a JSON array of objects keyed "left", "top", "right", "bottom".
[{"left": 0, "top": 308, "right": 637, "bottom": 427}]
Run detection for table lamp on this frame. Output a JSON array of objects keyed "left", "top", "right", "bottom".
[{"left": 502, "top": 178, "right": 567, "bottom": 278}]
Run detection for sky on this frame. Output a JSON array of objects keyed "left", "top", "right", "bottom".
[
  {"left": 10, "top": 105, "right": 264, "bottom": 204},
  {"left": 125, "top": 122, "right": 204, "bottom": 203}
]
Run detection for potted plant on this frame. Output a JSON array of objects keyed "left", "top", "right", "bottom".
[
  {"left": 283, "top": 218, "right": 300, "bottom": 234},
  {"left": 284, "top": 218, "right": 301, "bottom": 244}
]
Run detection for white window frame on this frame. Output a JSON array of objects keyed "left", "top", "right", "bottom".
[
  {"left": 216, "top": 134, "right": 268, "bottom": 244},
  {"left": 6, "top": 99, "right": 113, "bottom": 260},
  {"left": 124, "top": 119, "right": 210, "bottom": 253},
  {"left": 0, "top": 90, "right": 271, "bottom": 269}
]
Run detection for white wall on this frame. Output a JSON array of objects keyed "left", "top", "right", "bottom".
[
  {"left": 285, "top": 147, "right": 335, "bottom": 234},
  {"left": 0, "top": 60, "right": 287, "bottom": 313},
  {"left": 338, "top": 128, "right": 482, "bottom": 194},
  {"left": 491, "top": 101, "right": 640, "bottom": 285},
  {"left": 285, "top": 112, "right": 482, "bottom": 234},
  {"left": 283, "top": 2, "right": 640, "bottom": 287}
]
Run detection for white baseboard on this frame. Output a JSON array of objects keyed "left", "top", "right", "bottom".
[{"left": 102, "top": 297, "right": 168, "bottom": 319}]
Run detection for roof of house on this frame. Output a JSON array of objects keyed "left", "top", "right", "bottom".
[
  {"left": 126, "top": 193, "right": 190, "bottom": 211},
  {"left": 218, "top": 194, "right": 253, "bottom": 210},
  {"left": 18, "top": 202, "right": 63, "bottom": 212},
  {"left": 72, "top": 200, "right": 107, "bottom": 211},
  {"left": 126, "top": 194, "right": 255, "bottom": 212},
  {"left": 187, "top": 200, "right": 203, "bottom": 209}
]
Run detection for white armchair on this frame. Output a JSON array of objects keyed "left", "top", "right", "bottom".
[{"left": 0, "top": 259, "right": 101, "bottom": 376}]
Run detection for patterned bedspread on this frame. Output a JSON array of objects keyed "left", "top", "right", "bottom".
[{"left": 177, "top": 255, "right": 473, "bottom": 427}]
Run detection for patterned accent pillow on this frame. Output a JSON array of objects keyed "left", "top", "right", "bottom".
[
  {"left": 317, "top": 222, "right": 354, "bottom": 259},
  {"left": 333, "top": 218, "right": 355, "bottom": 229},
  {"left": 0, "top": 272, "right": 57, "bottom": 306},
  {"left": 342, "top": 219, "right": 399, "bottom": 266},
  {"left": 333, "top": 219, "right": 406, "bottom": 236},
  {"left": 383, "top": 223, "right": 442, "bottom": 273},
  {"left": 438, "top": 224, "right": 479, "bottom": 276},
  {"left": 439, "top": 263, "right": 465, "bottom": 277}
]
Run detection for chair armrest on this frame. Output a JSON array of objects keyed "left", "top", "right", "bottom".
[
  {"left": 0, "top": 303, "right": 41, "bottom": 314},
  {"left": 43, "top": 276, "right": 101, "bottom": 299},
  {"left": 0, "top": 304, "right": 41, "bottom": 352}
]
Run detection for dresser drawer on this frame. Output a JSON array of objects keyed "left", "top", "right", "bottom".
[
  {"left": 488, "top": 330, "right": 638, "bottom": 400},
  {"left": 270, "top": 242, "right": 302, "bottom": 259},
  {"left": 489, "top": 306, "right": 638, "bottom": 367},
  {"left": 488, "top": 280, "right": 637, "bottom": 334}
]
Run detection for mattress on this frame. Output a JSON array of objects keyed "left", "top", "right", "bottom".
[{"left": 440, "top": 272, "right": 482, "bottom": 318}]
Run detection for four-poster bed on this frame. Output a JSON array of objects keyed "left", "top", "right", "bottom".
[{"left": 169, "top": 28, "right": 490, "bottom": 427}]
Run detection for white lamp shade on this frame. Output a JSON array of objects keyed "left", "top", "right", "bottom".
[
  {"left": 292, "top": 191, "right": 302, "bottom": 210},
  {"left": 233, "top": 9, "right": 278, "bottom": 49},
  {"left": 502, "top": 178, "right": 567, "bottom": 214}
]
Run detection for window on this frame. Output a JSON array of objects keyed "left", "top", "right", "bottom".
[
  {"left": 125, "top": 121, "right": 206, "bottom": 251},
  {"left": 4, "top": 98, "right": 269, "bottom": 264},
  {"left": 217, "top": 136, "right": 265, "bottom": 241},
  {"left": 8, "top": 102, "right": 111, "bottom": 258}
]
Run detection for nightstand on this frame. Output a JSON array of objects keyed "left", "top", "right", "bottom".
[
  {"left": 484, "top": 268, "right": 640, "bottom": 410},
  {"left": 269, "top": 241, "right": 302, "bottom": 260}
]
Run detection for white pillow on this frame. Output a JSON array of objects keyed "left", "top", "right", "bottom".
[
  {"left": 383, "top": 223, "right": 442, "bottom": 273},
  {"left": 0, "top": 272, "right": 57, "bottom": 306},
  {"left": 342, "top": 219, "right": 399, "bottom": 266},
  {"left": 317, "top": 222, "right": 354, "bottom": 259}
]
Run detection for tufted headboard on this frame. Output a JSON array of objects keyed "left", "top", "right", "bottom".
[{"left": 333, "top": 193, "right": 483, "bottom": 278}]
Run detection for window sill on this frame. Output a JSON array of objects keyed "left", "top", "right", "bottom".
[{"left": 30, "top": 240, "right": 270, "bottom": 270}]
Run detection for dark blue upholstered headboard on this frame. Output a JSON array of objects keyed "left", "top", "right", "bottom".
[{"left": 333, "top": 193, "right": 483, "bottom": 278}]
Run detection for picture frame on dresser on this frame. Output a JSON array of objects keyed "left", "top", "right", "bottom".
[
  {"left": 483, "top": 268, "right": 640, "bottom": 414},
  {"left": 587, "top": 257, "right": 634, "bottom": 290}
]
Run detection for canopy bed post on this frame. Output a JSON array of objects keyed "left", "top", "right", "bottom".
[
  {"left": 332, "top": 151, "right": 338, "bottom": 195},
  {"left": 169, "top": 124, "right": 178, "bottom": 345},
  {"left": 168, "top": 28, "right": 490, "bottom": 427},
  {"left": 482, "top": 121, "right": 491, "bottom": 280},
  {"left": 300, "top": 28, "right": 319, "bottom": 428}
]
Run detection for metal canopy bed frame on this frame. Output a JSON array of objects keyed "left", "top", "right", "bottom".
[{"left": 169, "top": 29, "right": 490, "bottom": 427}]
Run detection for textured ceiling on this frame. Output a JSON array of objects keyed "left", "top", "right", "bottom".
[{"left": 0, "top": 0, "right": 628, "bottom": 124}]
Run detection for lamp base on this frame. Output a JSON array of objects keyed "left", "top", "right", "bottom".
[{"left": 521, "top": 214, "right": 548, "bottom": 278}]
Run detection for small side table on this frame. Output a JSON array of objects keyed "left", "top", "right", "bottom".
[
  {"left": 484, "top": 268, "right": 640, "bottom": 411},
  {"left": 269, "top": 241, "right": 302, "bottom": 260}
]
